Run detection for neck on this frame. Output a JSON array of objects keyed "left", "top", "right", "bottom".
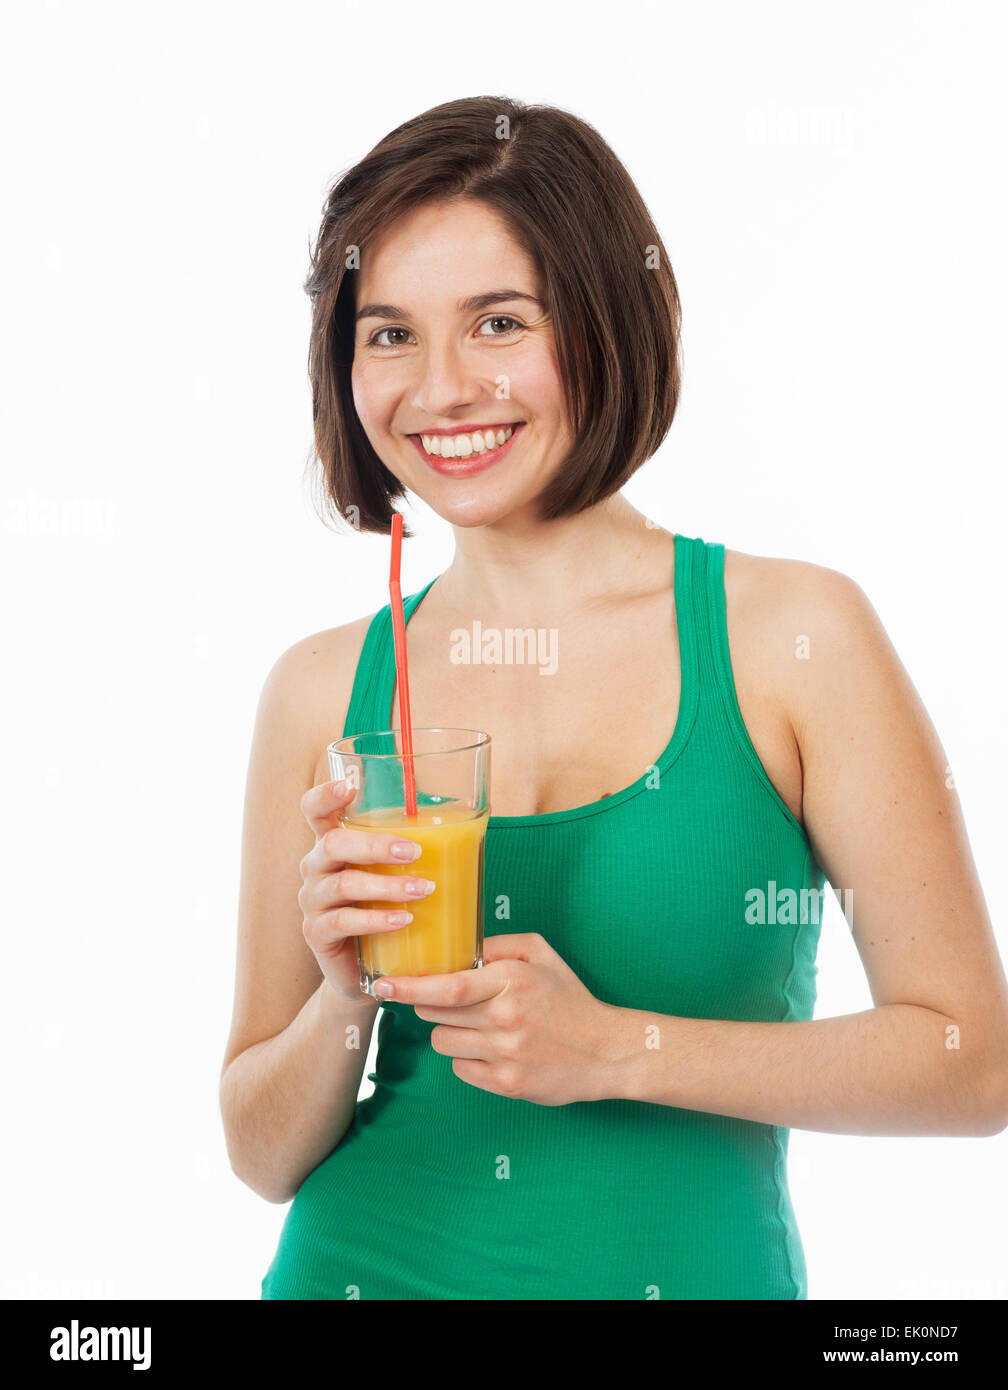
[{"left": 434, "top": 494, "right": 676, "bottom": 617}]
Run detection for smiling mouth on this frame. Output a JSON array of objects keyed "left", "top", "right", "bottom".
[
  {"left": 412, "top": 423, "right": 522, "bottom": 459},
  {"left": 406, "top": 422, "right": 526, "bottom": 477}
]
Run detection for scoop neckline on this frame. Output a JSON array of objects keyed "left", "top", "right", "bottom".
[{"left": 390, "top": 532, "right": 699, "bottom": 828}]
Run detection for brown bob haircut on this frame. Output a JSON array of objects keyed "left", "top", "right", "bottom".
[{"left": 304, "top": 96, "right": 682, "bottom": 536}]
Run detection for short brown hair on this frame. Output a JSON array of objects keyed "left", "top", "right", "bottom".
[{"left": 303, "top": 96, "right": 683, "bottom": 537}]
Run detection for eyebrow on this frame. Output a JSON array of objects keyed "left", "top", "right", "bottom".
[{"left": 354, "top": 290, "right": 542, "bottom": 325}]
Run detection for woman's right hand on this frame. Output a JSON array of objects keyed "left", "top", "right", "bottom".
[{"left": 298, "top": 778, "right": 434, "bottom": 1006}]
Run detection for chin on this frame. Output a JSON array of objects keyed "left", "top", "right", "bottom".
[
  {"left": 425, "top": 499, "right": 513, "bottom": 529},
  {"left": 414, "top": 485, "right": 536, "bottom": 530}
]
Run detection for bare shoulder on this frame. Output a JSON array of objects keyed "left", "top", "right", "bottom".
[
  {"left": 257, "top": 609, "right": 381, "bottom": 788},
  {"left": 722, "top": 544, "right": 902, "bottom": 739},
  {"left": 723, "top": 545, "right": 870, "bottom": 616}
]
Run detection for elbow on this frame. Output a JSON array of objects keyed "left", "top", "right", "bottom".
[
  {"left": 225, "top": 1145, "right": 296, "bottom": 1205},
  {"left": 976, "top": 1112, "right": 1008, "bottom": 1139},
  {"left": 245, "top": 1175, "right": 297, "bottom": 1206},
  {"left": 219, "top": 1081, "right": 295, "bottom": 1205},
  {"left": 222, "top": 1124, "right": 297, "bottom": 1204},
  {"left": 252, "top": 1163, "right": 298, "bottom": 1205},
  {"left": 981, "top": 1058, "right": 1008, "bottom": 1137},
  {"left": 970, "top": 1050, "right": 1008, "bottom": 1137}
]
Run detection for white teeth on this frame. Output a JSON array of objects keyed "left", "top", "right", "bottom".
[{"left": 419, "top": 425, "right": 514, "bottom": 459}]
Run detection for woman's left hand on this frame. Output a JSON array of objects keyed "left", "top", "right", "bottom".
[{"left": 372, "top": 933, "right": 622, "bottom": 1105}]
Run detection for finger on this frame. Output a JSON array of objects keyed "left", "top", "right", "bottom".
[
  {"left": 372, "top": 961, "right": 505, "bottom": 1006},
  {"left": 313, "top": 904, "right": 417, "bottom": 938},
  {"left": 450, "top": 1057, "right": 514, "bottom": 1097},
  {"left": 314, "top": 824, "right": 424, "bottom": 871},
  {"left": 413, "top": 998, "right": 496, "bottom": 1026},
  {"left": 312, "top": 866, "right": 437, "bottom": 906},
  {"left": 301, "top": 777, "right": 359, "bottom": 837},
  {"left": 428, "top": 1025, "right": 495, "bottom": 1062},
  {"left": 480, "top": 933, "right": 548, "bottom": 966}
]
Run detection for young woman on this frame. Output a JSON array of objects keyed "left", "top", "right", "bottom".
[{"left": 219, "top": 97, "right": 1008, "bottom": 1300}]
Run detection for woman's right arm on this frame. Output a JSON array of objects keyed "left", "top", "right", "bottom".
[{"left": 218, "top": 623, "right": 429, "bottom": 1204}]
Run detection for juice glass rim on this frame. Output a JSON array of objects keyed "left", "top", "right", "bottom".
[{"left": 328, "top": 727, "right": 491, "bottom": 759}]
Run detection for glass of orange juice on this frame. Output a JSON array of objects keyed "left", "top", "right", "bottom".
[{"left": 328, "top": 728, "right": 491, "bottom": 998}]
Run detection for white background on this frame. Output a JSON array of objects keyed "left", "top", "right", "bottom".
[{"left": 1, "top": 0, "right": 1005, "bottom": 1301}]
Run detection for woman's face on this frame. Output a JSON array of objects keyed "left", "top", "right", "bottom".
[{"left": 351, "top": 196, "right": 574, "bottom": 529}]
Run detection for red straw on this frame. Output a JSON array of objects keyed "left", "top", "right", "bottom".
[{"left": 388, "top": 512, "right": 418, "bottom": 816}]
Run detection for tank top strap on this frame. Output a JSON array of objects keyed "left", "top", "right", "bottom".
[
  {"left": 342, "top": 578, "right": 438, "bottom": 738},
  {"left": 682, "top": 537, "right": 741, "bottom": 731},
  {"left": 683, "top": 538, "right": 805, "bottom": 836}
]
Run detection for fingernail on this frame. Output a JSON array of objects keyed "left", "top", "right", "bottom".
[
  {"left": 331, "top": 778, "right": 347, "bottom": 797},
  {"left": 373, "top": 979, "right": 394, "bottom": 998},
  {"left": 390, "top": 840, "right": 422, "bottom": 861},
  {"left": 405, "top": 878, "right": 436, "bottom": 896}
]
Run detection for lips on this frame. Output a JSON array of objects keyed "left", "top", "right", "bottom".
[{"left": 408, "top": 422, "right": 525, "bottom": 477}]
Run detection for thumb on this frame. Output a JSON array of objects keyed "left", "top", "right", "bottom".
[{"left": 301, "top": 775, "right": 359, "bottom": 838}]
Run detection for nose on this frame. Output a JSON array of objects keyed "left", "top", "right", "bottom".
[{"left": 409, "top": 337, "right": 483, "bottom": 419}]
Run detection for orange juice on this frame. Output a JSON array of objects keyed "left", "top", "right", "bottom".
[{"left": 344, "top": 802, "right": 488, "bottom": 980}]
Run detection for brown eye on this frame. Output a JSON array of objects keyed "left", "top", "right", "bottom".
[
  {"left": 477, "top": 315, "right": 523, "bottom": 338},
  {"left": 369, "top": 327, "right": 414, "bottom": 349}
]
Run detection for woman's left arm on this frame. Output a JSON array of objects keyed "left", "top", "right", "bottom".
[{"left": 607, "top": 562, "right": 1008, "bottom": 1137}]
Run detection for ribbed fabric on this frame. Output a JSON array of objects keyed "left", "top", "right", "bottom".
[{"left": 261, "top": 533, "right": 826, "bottom": 1300}]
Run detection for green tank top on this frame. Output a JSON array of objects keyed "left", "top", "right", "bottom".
[{"left": 261, "top": 533, "right": 826, "bottom": 1300}]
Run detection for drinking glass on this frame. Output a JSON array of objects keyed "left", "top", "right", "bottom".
[{"left": 328, "top": 728, "right": 491, "bottom": 998}]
